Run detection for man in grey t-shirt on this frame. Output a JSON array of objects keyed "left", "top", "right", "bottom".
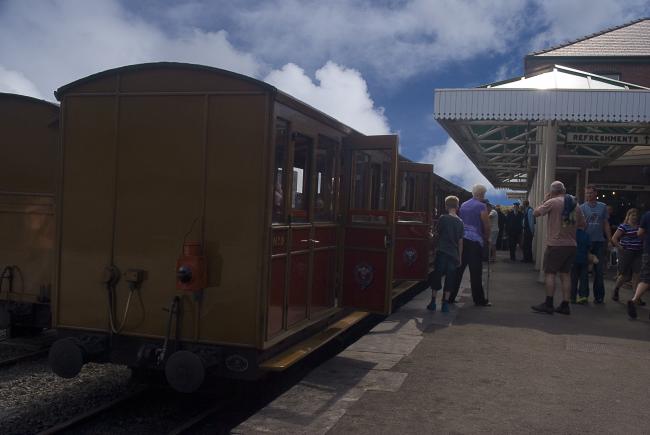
[{"left": 579, "top": 185, "right": 611, "bottom": 303}]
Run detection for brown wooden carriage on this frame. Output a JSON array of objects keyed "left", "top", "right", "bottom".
[
  {"left": 47, "top": 63, "right": 433, "bottom": 392},
  {"left": 0, "top": 93, "right": 59, "bottom": 336}
]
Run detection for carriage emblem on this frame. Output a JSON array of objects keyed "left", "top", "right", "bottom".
[
  {"left": 403, "top": 247, "right": 418, "bottom": 266},
  {"left": 354, "top": 262, "right": 374, "bottom": 290}
]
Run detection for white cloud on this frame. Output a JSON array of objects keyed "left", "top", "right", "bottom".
[
  {"left": 0, "top": 66, "right": 43, "bottom": 99},
  {"left": 420, "top": 138, "right": 493, "bottom": 192},
  {"left": 230, "top": 0, "right": 529, "bottom": 81},
  {"left": 265, "top": 62, "right": 390, "bottom": 135},
  {"left": 0, "top": 0, "right": 261, "bottom": 100}
]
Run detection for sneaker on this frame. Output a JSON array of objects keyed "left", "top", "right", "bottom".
[
  {"left": 612, "top": 290, "right": 619, "bottom": 302},
  {"left": 576, "top": 296, "right": 588, "bottom": 305},
  {"left": 441, "top": 301, "right": 450, "bottom": 313},
  {"left": 555, "top": 304, "right": 571, "bottom": 315},
  {"left": 426, "top": 301, "right": 436, "bottom": 311},
  {"left": 531, "top": 302, "right": 554, "bottom": 314},
  {"left": 627, "top": 300, "right": 637, "bottom": 319}
]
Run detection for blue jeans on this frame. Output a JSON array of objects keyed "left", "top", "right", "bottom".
[
  {"left": 589, "top": 241, "right": 606, "bottom": 301},
  {"left": 429, "top": 251, "right": 459, "bottom": 293},
  {"left": 571, "top": 262, "right": 589, "bottom": 300}
]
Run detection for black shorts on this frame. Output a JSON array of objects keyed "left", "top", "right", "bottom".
[
  {"left": 640, "top": 254, "right": 650, "bottom": 284},
  {"left": 618, "top": 249, "right": 642, "bottom": 278},
  {"left": 544, "top": 246, "right": 576, "bottom": 274}
]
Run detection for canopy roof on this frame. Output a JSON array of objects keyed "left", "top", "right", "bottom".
[{"left": 434, "top": 65, "right": 650, "bottom": 189}]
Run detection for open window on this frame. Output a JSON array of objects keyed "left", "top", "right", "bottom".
[{"left": 290, "top": 134, "right": 312, "bottom": 223}]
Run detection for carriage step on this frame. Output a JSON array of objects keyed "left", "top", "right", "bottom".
[
  {"left": 391, "top": 280, "right": 419, "bottom": 299},
  {"left": 260, "top": 311, "right": 370, "bottom": 371}
]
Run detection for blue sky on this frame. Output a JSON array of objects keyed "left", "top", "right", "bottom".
[{"left": 1, "top": 0, "right": 649, "bottom": 204}]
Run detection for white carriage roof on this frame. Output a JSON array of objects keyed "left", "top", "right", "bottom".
[{"left": 433, "top": 65, "right": 650, "bottom": 189}]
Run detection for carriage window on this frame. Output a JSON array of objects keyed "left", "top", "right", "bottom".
[
  {"left": 314, "top": 136, "right": 337, "bottom": 222},
  {"left": 398, "top": 170, "right": 427, "bottom": 223},
  {"left": 351, "top": 149, "right": 391, "bottom": 211},
  {"left": 291, "top": 135, "right": 312, "bottom": 222},
  {"left": 272, "top": 119, "right": 289, "bottom": 224}
]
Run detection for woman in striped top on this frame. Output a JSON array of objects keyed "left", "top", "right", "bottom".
[{"left": 611, "top": 208, "right": 643, "bottom": 302}]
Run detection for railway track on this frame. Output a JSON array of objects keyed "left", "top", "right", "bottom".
[
  {"left": 0, "top": 329, "right": 54, "bottom": 368},
  {"left": 34, "top": 384, "right": 233, "bottom": 435},
  {"left": 0, "top": 348, "right": 49, "bottom": 368},
  {"left": 37, "top": 387, "right": 151, "bottom": 434}
]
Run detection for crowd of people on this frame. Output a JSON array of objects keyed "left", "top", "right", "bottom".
[{"left": 426, "top": 182, "right": 650, "bottom": 321}]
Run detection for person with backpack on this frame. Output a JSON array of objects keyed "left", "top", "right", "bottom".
[{"left": 531, "top": 181, "right": 586, "bottom": 315}]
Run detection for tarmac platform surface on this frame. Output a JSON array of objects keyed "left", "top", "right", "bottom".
[{"left": 235, "top": 252, "right": 650, "bottom": 434}]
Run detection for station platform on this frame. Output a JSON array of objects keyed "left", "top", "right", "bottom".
[{"left": 235, "top": 252, "right": 650, "bottom": 434}]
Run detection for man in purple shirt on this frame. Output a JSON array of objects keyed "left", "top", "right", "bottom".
[{"left": 450, "top": 184, "right": 491, "bottom": 306}]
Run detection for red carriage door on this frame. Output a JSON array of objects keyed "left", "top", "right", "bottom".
[
  {"left": 341, "top": 135, "right": 398, "bottom": 315},
  {"left": 394, "top": 162, "right": 433, "bottom": 280}
]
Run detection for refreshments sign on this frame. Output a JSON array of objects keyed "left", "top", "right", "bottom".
[{"left": 566, "top": 132, "right": 650, "bottom": 146}]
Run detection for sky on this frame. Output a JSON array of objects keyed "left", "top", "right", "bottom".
[{"left": 1, "top": 0, "right": 649, "bottom": 204}]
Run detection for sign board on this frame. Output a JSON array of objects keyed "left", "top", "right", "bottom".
[
  {"left": 506, "top": 191, "right": 527, "bottom": 200},
  {"left": 593, "top": 184, "right": 650, "bottom": 192},
  {"left": 567, "top": 132, "right": 650, "bottom": 146}
]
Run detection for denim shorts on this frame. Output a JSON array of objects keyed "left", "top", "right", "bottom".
[{"left": 429, "top": 251, "right": 459, "bottom": 292}]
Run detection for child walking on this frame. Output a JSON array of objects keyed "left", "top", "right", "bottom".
[{"left": 428, "top": 196, "right": 464, "bottom": 312}]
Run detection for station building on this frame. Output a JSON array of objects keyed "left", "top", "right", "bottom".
[{"left": 433, "top": 18, "right": 650, "bottom": 272}]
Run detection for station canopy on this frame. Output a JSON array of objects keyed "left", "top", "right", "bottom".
[{"left": 434, "top": 65, "right": 650, "bottom": 190}]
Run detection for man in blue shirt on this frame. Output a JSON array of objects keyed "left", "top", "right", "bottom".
[
  {"left": 579, "top": 185, "right": 611, "bottom": 304},
  {"left": 522, "top": 200, "right": 535, "bottom": 263},
  {"left": 627, "top": 209, "right": 650, "bottom": 319}
]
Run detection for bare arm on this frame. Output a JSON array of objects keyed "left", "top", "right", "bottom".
[
  {"left": 576, "top": 206, "right": 586, "bottom": 230},
  {"left": 603, "top": 211, "right": 612, "bottom": 244},
  {"left": 534, "top": 193, "right": 552, "bottom": 218},
  {"left": 611, "top": 228, "right": 624, "bottom": 248}
]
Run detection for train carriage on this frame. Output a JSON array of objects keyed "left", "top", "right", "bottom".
[
  {"left": 0, "top": 93, "right": 59, "bottom": 336},
  {"left": 48, "top": 63, "right": 433, "bottom": 392}
]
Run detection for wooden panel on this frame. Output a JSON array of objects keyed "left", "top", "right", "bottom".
[
  {"left": 393, "top": 238, "right": 429, "bottom": 280},
  {"left": 58, "top": 96, "right": 116, "bottom": 328},
  {"left": 395, "top": 224, "right": 429, "bottom": 238},
  {"left": 311, "top": 249, "right": 336, "bottom": 314},
  {"left": 271, "top": 228, "right": 289, "bottom": 255},
  {"left": 313, "top": 227, "right": 337, "bottom": 247},
  {"left": 291, "top": 228, "right": 311, "bottom": 251},
  {"left": 267, "top": 257, "right": 286, "bottom": 338},
  {"left": 288, "top": 253, "right": 309, "bottom": 326},
  {"left": 345, "top": 227, "right": 385, "bottom": 250},
  {"left": 342, "top": 249, "right": 387, "bottom": 313},
  {"left": 0, "top": 98, "right": 58, "bottom": 194},
  {"left": 201, "top": 94, "right": 267, "bottom": 345},
  {"left": 111, "top": 95, "right": 204, "bottom": 339}
]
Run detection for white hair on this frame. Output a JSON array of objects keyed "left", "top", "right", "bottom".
[
  {"left": 550, "top": 180, "right": 566, "bottom": 193},
  {"left": 471, "top": 184, "right": 487, "bottom": 198}
]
